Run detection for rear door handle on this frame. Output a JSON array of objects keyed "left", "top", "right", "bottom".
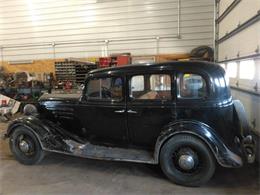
[
  {"left": 114, "top": 109, "right": 125, "bottom": 113},
  {"left": 127, "top": 109, "right": 138, "bottom": 114}
]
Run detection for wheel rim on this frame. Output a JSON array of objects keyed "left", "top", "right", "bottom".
[
  {"left": 16, "top": 134, "right": 35, "bottom": 156},
  {"left": 172, "top": 147, "right": 201, "bottom": 174},
  {"left": 178, "top": 154, "right": 195, "bottom": 170}
]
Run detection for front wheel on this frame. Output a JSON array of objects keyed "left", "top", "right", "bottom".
[
  {"left": 160, "top": 134, "right": 216, "bottom": 187},
  {"left": 9, "top": 127, "right": 45, "bottom": 165}
]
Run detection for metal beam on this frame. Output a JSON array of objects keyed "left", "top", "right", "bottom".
[
  {"left": 2, "top": 35, "right": 180, "bottom": 49},
  {"left": 231, "top": 86, "right": 260, "bottom": 97},
  {"left": 216, "top": 0, "right": 241, "bottom": 24},
  {"left": 217, "top": 12, "right": 260, "bottom": 44},
  {"left": 177, "top": 0, "right": 181, "bottom": 38},
  {"left": 218, "top": 53, "right": 260, "bottom": 63}
]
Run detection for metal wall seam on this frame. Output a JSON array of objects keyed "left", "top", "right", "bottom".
[
  {"left": 0, "top": 6, "right": 213, "bottom": 25},
  {"left": 0, "top": 13, "right": 213, "bottom": 31},
  {"left": 0, "top": 0, "right": 211, "bottom": 19},
  {"left": 1, "top": 25, "right": 213, "bottom": 42},
  {"left": 3, "top": 44, "right": 212, "bottom": 57},
  {"left": 216, "top": 0, "right": 241, "bottom": 23},
  {"left": 217, "top": 12, "right": 260, "bottom": 44},
  {"left": 0, "top": 0, "right": 211, "bottom": 15},
  {"left": 1, "top": 29, "right": 214, "bottom": 48},
  {"left": 0, "top": 0, "right": 175, "bottom": 11},
  {"left": 218, "top": 53, "right": 260, "bottom": 63},
  {"left": 0, "top": 19, "right": 213, "bottom": 36}
]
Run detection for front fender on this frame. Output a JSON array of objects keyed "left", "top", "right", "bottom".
[
  {"left": 5, "top": 115, "right": 65, "bottom": 151},
  {"left": 154, "top": 120, "right": 243, "bottom": 168},
  {"left": 5, "top": 115, "right": 83, "bottom": 152},
  {"left": 6, "top": 115, "right": 51, "bottom": 139}
]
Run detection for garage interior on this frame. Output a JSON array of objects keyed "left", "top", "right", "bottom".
[{"left": 0, "top": 0, "right": 259, "bottom": 194}]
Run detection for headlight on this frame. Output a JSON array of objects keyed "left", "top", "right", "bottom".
[{"left": 23, "top": 104, "right": 38, "bottom": 115}]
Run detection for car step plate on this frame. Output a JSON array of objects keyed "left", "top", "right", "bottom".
[{"left": 58, "top": 139, "right": 156, "bottom": 164}]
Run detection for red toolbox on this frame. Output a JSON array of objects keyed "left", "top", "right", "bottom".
[{"left": 99, "top": 57, "right": 111, "bottom": 68}]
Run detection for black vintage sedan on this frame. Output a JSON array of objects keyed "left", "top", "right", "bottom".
[{"left": 5, "top": 61, "right": 255, "bottom": 186}]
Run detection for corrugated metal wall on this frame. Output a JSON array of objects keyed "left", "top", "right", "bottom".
[{"left": 0, "top": 0, "right": 214, "bottom": 61}]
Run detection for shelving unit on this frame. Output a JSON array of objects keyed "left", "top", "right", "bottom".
[{"left": 55, "top": 59, "right": 97, "bottom": 84}]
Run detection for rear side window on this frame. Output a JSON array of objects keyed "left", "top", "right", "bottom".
[
  {"left": 130, "top": 74, "right": 172, "bottom": 100},
  {"left": 86, "top": 77, "right": 123, "bottom": 101},
  {"left": 179, "top": 73, "right": 207, "bottom": 98}
]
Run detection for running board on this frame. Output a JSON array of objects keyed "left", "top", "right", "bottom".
[{"left": 47, "top": 139, "right": 156, "bottom": 164}]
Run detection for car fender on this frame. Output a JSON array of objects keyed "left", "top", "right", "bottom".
[
  {"left": 7, "top": 115, "right": 51, "bottom": 135},
  {"left": 233, "top": 99, "right": 251, "bottom": 136},
  {"left": 6, "top": 115, "right": 60, "bottom": 150},
  {"left": 154, "top": 120, "right": 243, "bottom": 168},
  {"left": 6, "top": 115, "right": 85, "bottom": 152}
]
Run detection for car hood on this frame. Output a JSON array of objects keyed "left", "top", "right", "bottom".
[{"left": 39, "top": 93, "right": 81, "bottom": 102}]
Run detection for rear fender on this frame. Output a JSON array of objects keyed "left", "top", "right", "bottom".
[
  {"left": 154, "top": 120, "right": 243, "bottom": 168},
  {"left": 233, "top": 100, "right": 256, "bottom": 163}
]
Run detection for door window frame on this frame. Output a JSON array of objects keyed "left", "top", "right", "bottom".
[
  {"left": 83, "top": 75, "right": 125, "bottom": 103},
  {"left": 177, "top": 71, "right": 210, "bottom": 100},
  {"left": 127, "top": 71, "right": 176, "bottom": 103}
]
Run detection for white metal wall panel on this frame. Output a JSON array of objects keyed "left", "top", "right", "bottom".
[
  {"left": 218, "top": 20, "right": 260, "bottom": 60},
  {"left": 219, "top": 0, "right": 234, "bottom": 16},
  {"left": 0, "top": 0, "right": 214, "bottom": 61},
  {"left": 219, "top": 0, "right": 260, "bottom": 38},
  {"left": 216, "top": 0, "right": 260, "bottom": 134}
]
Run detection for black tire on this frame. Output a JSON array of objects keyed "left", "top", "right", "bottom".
[
  {"left": 160, "top": 134, "right": 215, "bottom": 187},
  {"left": 9, "top": 126, "right": 45, "bottom": 165}
]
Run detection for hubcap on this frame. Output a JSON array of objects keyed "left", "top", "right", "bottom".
[
  {"left": 19, "top": 140, "right": 30, "bottom": 153},
  {"left": 178, "top": 154, "right": 195, "bottom": 170}
]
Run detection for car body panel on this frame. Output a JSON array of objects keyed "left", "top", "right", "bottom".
[{"left": 5, "top": 61, "right": 254, "bottom": 167}]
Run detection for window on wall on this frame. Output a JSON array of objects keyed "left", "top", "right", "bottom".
[
  {"left": 239, "top": 60, "right": 255, "bottom": 80},
  {"left": 179, "top": 73, "right": 207, "bottom": 98},
  {"left": 130, "top": 74, "right": 172, "bottom": 100},
  {"left": 86, "top": 77, "right": 123, "bottom": 101},
  {"left": 226, "top": 62, "right": 238, "bottom": 78}
]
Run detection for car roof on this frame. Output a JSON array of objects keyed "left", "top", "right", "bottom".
[{"left": 89, "top": 61, "right": 222, "bottom": 75}]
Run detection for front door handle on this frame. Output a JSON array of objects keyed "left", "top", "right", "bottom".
[
  {"left": 114, "top": 109, "right": 125, "bottom": 113},
  {"left": 127, "top": 109, "right": 138, "bottom": 114}
]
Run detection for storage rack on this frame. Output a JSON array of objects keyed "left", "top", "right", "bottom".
[{"left": 55, "top": 59, "right": 97, "bottom": 84}]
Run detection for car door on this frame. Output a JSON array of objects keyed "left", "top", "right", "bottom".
[
  {"left": 126, "top": 71, "right": 177, "bottom": 147},
  {"left": 78, "top": 75, "right": 128, "bottom": 143}
]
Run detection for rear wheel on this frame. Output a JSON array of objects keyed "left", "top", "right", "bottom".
[
  {"left": 160, "top": 134, "right": 215, "bottom": 187},
  {"left": 9, "top": 127, "right": 45, "bottom": 165}
]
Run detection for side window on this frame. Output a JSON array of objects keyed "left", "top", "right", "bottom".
[
  {"left": 86, "top": 77, "right": 123, "bottom": 101},
  {"left": 130, "top": 74, "right": 172, "bottom": 100},
  {"left": 180, "top": 73, "right": 207, "bottom": 98}
]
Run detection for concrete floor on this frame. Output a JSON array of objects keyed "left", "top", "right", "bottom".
[{"left": 0, "top": 120, "right": 259, "bottom": 195}]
